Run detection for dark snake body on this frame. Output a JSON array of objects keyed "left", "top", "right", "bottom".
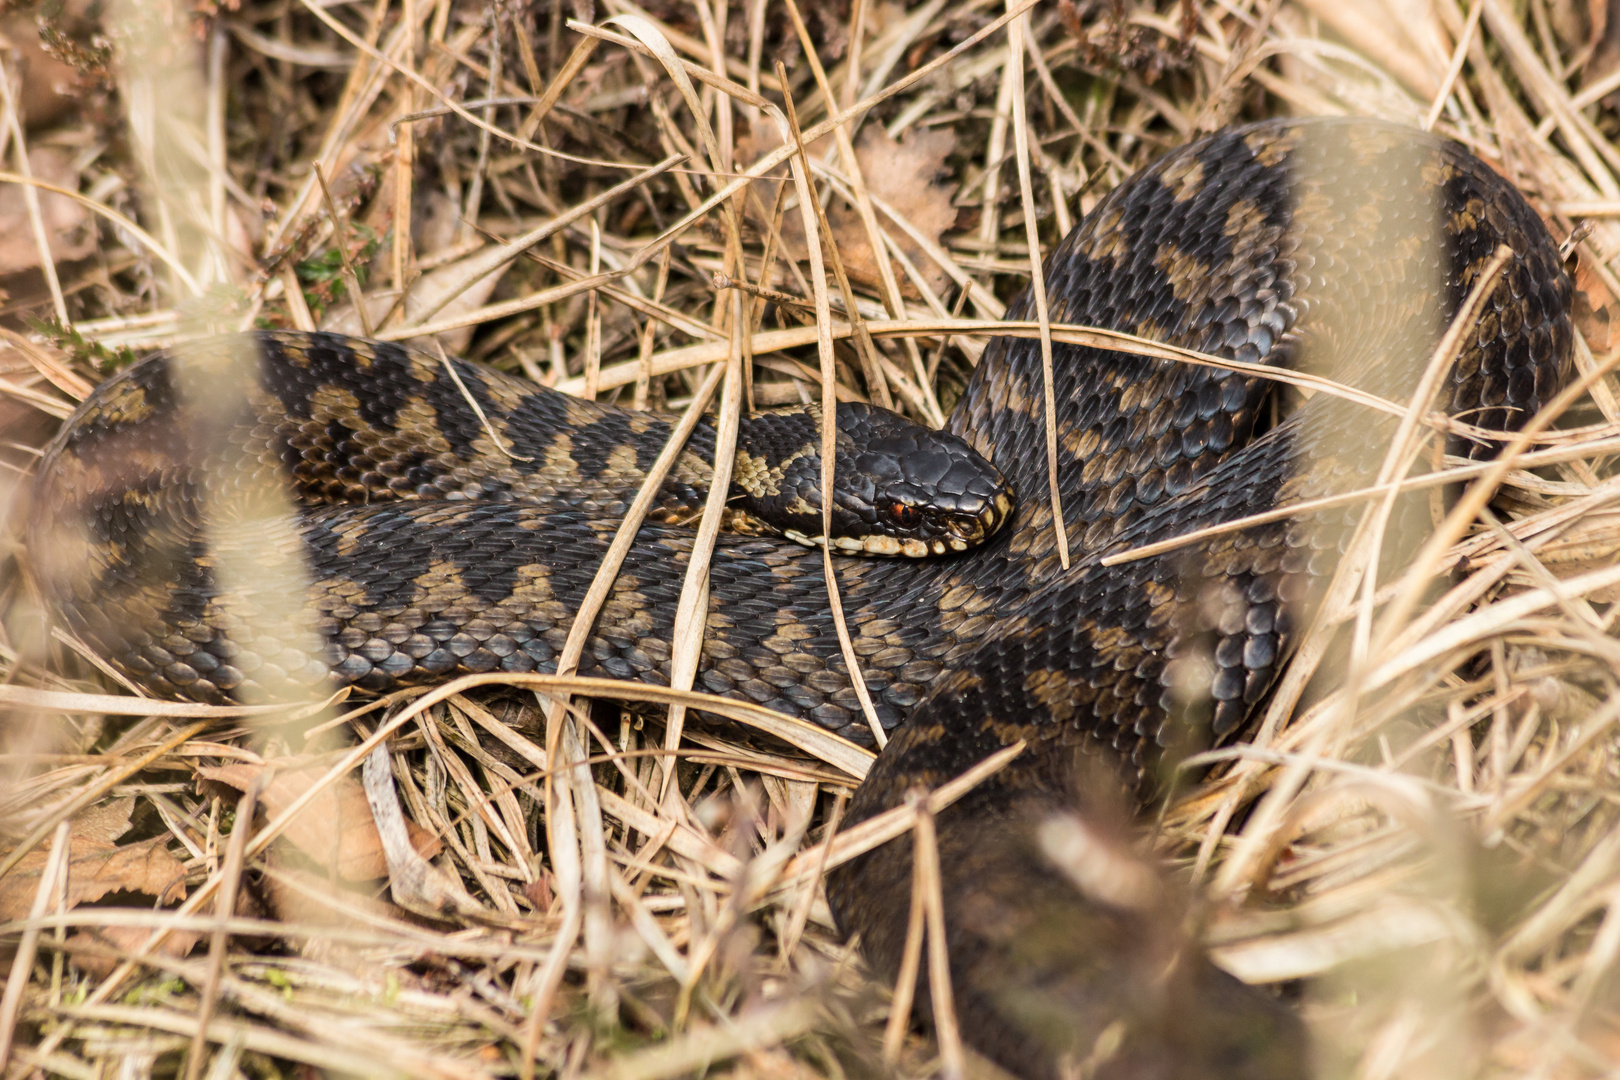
[{"left": 30, "top": 119, "right": 1573, "bottom": 1078}]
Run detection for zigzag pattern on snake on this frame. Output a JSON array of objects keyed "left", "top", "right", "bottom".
[{"left": 29, "top": 118, "right": 1574, "bottom": 1079}]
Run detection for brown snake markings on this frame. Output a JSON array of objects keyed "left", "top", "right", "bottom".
[{"left": 31, "top": 119, "right": 1573, "bottom": 1079}]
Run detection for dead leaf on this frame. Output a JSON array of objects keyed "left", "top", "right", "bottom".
[
  {"left": 1, "top": 5, "right": 100, "bottom": 130},
  {"left": 71, "top": 796, "right": 135, "bottom": 844},
  {"left": 826, "top": 125, "right": 958, "bottom": 299},
  {"left": 0, "top": 834, "right": 187, "bottom": 921},
  {"left": 1572, "top": 252, "right": 1616, "bottom": 353},
  {"left": 0, "top": 146, "right": 94, "bottom": 275},
  {"left": 1582, "top": 0, "right": 1620, "bottom": 110},
  {"left": 260, "top": 860, "right": 413, "bottom": 926},
  {"left": 521, "top": 873, "right": 554, "bottom": 913},
  {"left": 65, "top": 924, "right": 202, "bottom": 980},
  {"left": 198, "top": 759, "right": 442, "bottom": 881},
  {"left": 61, "top": 869, "right": 270, "bottom": 976},
  {"left": 260, "top": 859, "right": 443, "bottom": 969},
  {"left": 741, "top": 120, "right": 958, "bottom": 301},
  {"left": 322, "top": 245, "right": 509, "bottom": 355}
]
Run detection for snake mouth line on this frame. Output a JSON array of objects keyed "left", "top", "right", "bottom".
[
  {"left": 785, "top": 491, "right": 1013, "bottom": 557},
  {"left": 785, "top": 530, "right": 960, "bottom": 557}
]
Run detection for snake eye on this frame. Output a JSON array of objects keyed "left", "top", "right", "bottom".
[{"left": 888, "top": 502, "right": 922, "bottom": 530}]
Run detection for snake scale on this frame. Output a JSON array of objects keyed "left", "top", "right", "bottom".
[{"left": 30, "top": 118, "right": 1573, "bottom": 1078}]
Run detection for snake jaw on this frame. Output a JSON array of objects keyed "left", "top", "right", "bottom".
[
  {"left": 784, "top": 530, "right": 937, "bottom": 557},
  {"left": 782, "top": 492, "right": 1012, "bottom": 557},
  {"left": 927, "top": 486, "right": 1017, "bottom": 552}
]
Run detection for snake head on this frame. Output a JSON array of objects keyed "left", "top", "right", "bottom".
[{"left": 749, "top": 403, "right": 1015, "bottom": 557}]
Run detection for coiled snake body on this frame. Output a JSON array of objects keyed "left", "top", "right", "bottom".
[{"left": 30, "top": 119, "right": 1573, "bottom": 1078}]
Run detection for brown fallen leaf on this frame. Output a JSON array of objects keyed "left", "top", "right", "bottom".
[
  {"left": 0, "top": 834, "right": 187, "bottom": 922},
  {"left": 738, "top": 120, "right": 958, "bottom": 300},
  {"left": 1, "top": 2, "right": 103, "bottom": 131},
  {"left": 1572, "top": 251, "right": 1616, "bottom": 353},
  {"left": 64, "top": 924, "right": 203, "bottom": 980},
  {"left": 521, "top": 872, "right": 554, "bottom": 914},
  {"left": 56, "top": 870, "right": 265, "bottom": 977},
  {"left": 1582, "top": 0, "right": 1620, "bottom": 112},
  {"left": 0, "top": 145, "right": 94, "bottom": 275},
  {"left": 260, "top": 858, "right": 455, "bottom": 970},
  {"left": 825, "top": 125, "right": 958, "bottom": 299},
  {"left": 198, "top": 759, "right": 443, "bottom": 881},
  {"left": 70, "top": 796, "right": 135, "bottom": 844},
  {"left": 260, "top": 859, "right": 417, "bottom": 928}
]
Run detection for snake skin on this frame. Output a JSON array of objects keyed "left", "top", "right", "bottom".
[{"left": 29, "top": 119, "right": 1573, "bottom": 1078}]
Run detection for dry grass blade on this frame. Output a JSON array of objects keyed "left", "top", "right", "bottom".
[
  {"left": 912, "top": 797, "right": 964, "bottom": 1080},
  {"left": 657, "top": 321, "right": 742, "bottom": 800},
  {"left": 779, "top": 0, "right": 892, "bottom": 411},
  {"left": 1423, "top": 0, "right": 1485, "bottom": 131},
  {"left": 777, "top": 65, "right": 889, "bottom": 747},
  {"left": 563, "top": 316, "right": 1418, "bottom": 409},
  {"left": 1006, "top": 5, "right": 1069, "bottom": 570},
  {"left": 0, "top": 822, "right": 68, "bottom": 1070},
  {"left": 0, "top": 172, "right": 201, "bottom": 295},
  {"left": 183, "top": 787, "right": 255, "bottom": 1080},
  {"left": 0, "top": 54, "right": 66, "bottom": 324},
  {"left": 312, "top": 162, "right": 373, "bottom": 337}
]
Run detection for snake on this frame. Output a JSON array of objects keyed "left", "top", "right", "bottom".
[{"left": 28, "top": 118, "right": 1573, "bottom": 1078}]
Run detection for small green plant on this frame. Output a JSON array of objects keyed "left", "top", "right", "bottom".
[
  {"left": 263, "top": 967, "right": 295, "bottom": 1001},
  {"left": 294, "top": 222, "right": 381, "bottom": 318},
  {"left": 29, "top": 317, "right": 138, "bottom": 373},
  {"left": 124, "top": 976, "right": 187, "bottom": 1006}
]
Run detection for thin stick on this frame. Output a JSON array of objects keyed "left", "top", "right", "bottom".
[
  {"left": 433, "top": 342, "right": 532, "bottom": 461},
  {"left": 522, "top": 35, "right": 599, "bottom": 140},
  {"left": 391, "top": 11, "right": 416, "bottom": 302},
  {"left": 635, "top": 248, "right": 672, "bottom": 410},
  {"left": 1098, "top": 433, "right": 1620, "bottom": 567},
  {"left": 783, "top": 791, "right": 847, "bottom": 958},
  {"left": 712, "top": 270, "right": 814, "bottom": 310},
  {"left": 313, "top": 162, "right": 373, "bottom": 338},
  {"left": 583, "top": 219, "right": 603, "bottom": 400},
  {"left": 565, "top": 316, "right": 1410, "bottom": 413}
]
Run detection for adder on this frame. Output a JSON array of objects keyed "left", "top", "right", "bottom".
[{"left": 29, "top": 117, "right": 1573, "bottom": 1079}]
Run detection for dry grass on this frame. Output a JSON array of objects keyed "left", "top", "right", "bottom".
[{"left": 3, "top": 0, "right": 1620, "bottom": 1076}]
